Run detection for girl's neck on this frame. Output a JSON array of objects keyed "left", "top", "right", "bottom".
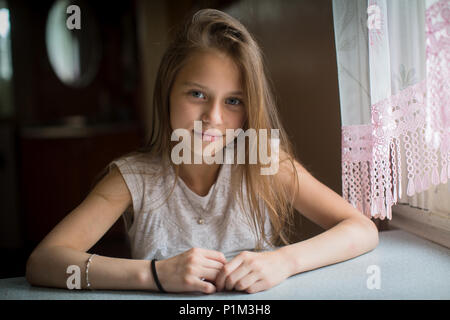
[{"left": 177, "top": 162, "right": 222, "bottom": 197}]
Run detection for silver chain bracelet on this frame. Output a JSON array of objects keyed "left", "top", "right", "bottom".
[{"left": 85, "top": 253, "right": 97, "bottom": 290}]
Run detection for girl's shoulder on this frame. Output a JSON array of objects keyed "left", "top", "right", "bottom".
[{"left": 110, "top": 151, "right": 166, "bottom": 178}]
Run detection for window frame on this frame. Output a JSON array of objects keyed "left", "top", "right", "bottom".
[{"left": 391, "top": 202, "right": 450, "bottom": 248}]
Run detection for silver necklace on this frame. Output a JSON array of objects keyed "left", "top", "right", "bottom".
[
  {"left": 180, "top": 180, "right": 217, "bottom": 225},
  {"left": 178, "top": 166, "right": 222, "bottom": 225}
]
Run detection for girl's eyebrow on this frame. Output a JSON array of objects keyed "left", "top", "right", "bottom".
[{"left": 182, "top": 81, "right": 243, "bottom": 96}]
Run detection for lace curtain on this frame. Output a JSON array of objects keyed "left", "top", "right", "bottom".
[{"left": 332, "top": 0, "right": 449, "bottom": 220}]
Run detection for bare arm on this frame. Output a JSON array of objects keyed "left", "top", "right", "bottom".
[
  {"left": 276, "top": 156, "right": 379, "bottom": 276},
  {"left": 278, "top": 217, "right": 378, "bottom": 276},
  {"left": 215, "top": 154, "right": 379, "bottom": 293},
  {"left": 26, "top": 246, "right": 155, "bottom": 290},
  {"left": 25, "top": 165, "right": 157, "bottom": 291}
]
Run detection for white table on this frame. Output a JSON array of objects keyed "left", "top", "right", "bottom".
[{"left": 0, "top": 229, "right": 449, "bottom": 299}]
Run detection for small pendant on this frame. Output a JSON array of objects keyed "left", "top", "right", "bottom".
[{"left": 197, "top": 217, "right": 204, "bottom": 225}]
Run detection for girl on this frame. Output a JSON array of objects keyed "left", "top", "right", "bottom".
[{"left": 25, "top": 9, "right": 379, "bottom": 295}]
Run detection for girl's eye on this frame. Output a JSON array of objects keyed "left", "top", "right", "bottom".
[
  {"left": 188, "top": 91, "right": 242, "bottom": 106},
  {"left": 226, "top": 97, "right": 242, "bottom": 106},
  {"left": 189, "top": 90, "right": 205, "bottom": 99}
]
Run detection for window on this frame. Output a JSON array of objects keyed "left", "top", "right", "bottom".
[
  {"left": 0, "top": 0, "right": 13, "bottom": 118},
  {"left": 391, "top": 142, "right": 450, "bottom": 248}
]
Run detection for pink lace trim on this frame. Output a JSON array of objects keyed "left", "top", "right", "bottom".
[
  {"left": 342, "top": 82, "right": 450, "bottom": 220},
  {"left": 341, "top": 1, "right": 449, "bottom": 220}
]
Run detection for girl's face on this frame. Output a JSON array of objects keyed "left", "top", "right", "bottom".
[{"left": 169, "top": 49, "right": 247, "bottom": 154}]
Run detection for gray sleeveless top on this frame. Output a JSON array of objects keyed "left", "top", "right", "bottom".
[{"left": 109, "top": 152, "right": 275, "bottom": 261}]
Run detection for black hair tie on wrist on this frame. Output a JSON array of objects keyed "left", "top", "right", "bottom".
[{"left": 151, "top": 259, "right": 167, "bottom": 293}]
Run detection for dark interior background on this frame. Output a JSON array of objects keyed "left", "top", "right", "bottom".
[{"left": 0, "top": 0, "right": 384, "bottom": 279}]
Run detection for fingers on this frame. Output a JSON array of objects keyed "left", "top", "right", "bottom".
[
  {"left": 199, "top": 248, "right": 227, "bottom": 264},
  {"left": 191, "top": 277, "right": 217, "bottom": 294},
  {"left": 179, "top": 248, "right": 229, "bottom": 294},
  {"left": 201, "top": 257, "right": 225, "bottom": 270},
  {"left": 245, "top": 279, "right": 266, "bottom": 294},
  {"left": 190, "top": 255, "right": 225, "bottom": 282},
  {"left": 234, "top": 271, "right": 260, "bottom": 292},
  {"left": 215, "top": 255, "right": 244, "bottom": 292},
  {"left": 198, "top": 266, "right": 222, "bottom": 282},
  {"left": 224, "top": 263, "right": 251, "bottom": 291}
]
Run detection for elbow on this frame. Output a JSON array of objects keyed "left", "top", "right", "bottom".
[
  {"left": 25, "top": 249, "right": 44, "bottom": 286},
  {"left": 25, "top": 252, "right": 37, "bottom": 286},
  {"left": 348, "top": 217, "right": 379, "bottom": 253},
  {"left": 366, "top": 219, "right": 379, "bottom": 249},
  {"left": 361, "top": 219, "right": 379, "bottom": 251}
]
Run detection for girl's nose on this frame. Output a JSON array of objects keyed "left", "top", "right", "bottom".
[{"left": 202, "top": 99, "right": 223, "bottom": 125}]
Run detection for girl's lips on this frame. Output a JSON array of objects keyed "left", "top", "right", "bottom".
[
  {"left": 193, "top": 130, "right": 222, "bottom": 142},
  {"left": 193, "top": 130, "right": 222, "bottom": 136}
]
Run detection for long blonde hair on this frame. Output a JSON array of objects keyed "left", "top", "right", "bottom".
[{"left": 94, "top": 8, "right": 300, "bottom": 249}]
